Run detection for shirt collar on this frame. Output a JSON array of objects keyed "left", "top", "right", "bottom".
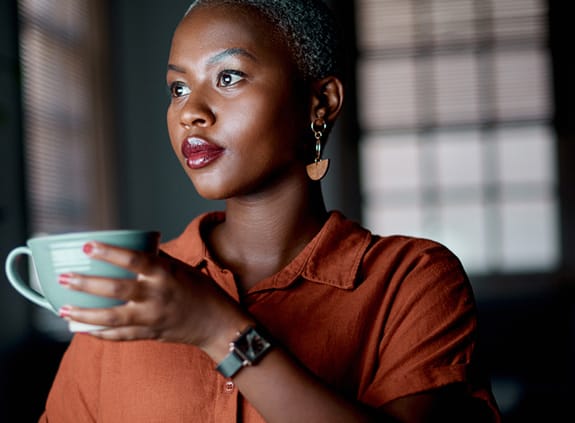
[
  {"left": 160, "top": 211, "right": 372, "bottom": 291},
  {"left": 160, "top": 211, "right": 224, "bottom": 268}
]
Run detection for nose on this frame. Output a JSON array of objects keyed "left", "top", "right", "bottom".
[{"left": 180, "top": 92, "right": 215, "bottom": 129}]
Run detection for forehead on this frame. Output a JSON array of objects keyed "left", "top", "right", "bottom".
[{"left": 172, "top": 4, "right": 289, "bottom": 59}]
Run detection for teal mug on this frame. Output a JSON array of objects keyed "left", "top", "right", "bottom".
[{"left": 5, "top": 230, "right": 160, "bottom": 332}]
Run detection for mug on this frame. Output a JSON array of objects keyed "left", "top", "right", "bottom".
[{"left": 5, "top": 229, "right": 160, "bottom": 332}]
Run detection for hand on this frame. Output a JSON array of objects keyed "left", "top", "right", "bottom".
[{"left": 58, "top": 241, "right": 251, "bottom": 353}]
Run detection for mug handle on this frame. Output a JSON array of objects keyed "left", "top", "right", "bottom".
[{"left": 5, "top": 246, "right": 53, "bottom": 312}]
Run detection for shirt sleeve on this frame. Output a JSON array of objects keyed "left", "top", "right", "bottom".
[
  {"left": 361, "top": 238, "right": 479, "bottom": 406},
  {"left": 41, "top": 334, "right": 104, "bottom": 422}
]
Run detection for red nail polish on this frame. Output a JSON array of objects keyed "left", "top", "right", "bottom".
[
  {"left": 58, "top": 273, "right": 72, "bottom": 286},
  {"left": 83, "top": 242, "right": 94, "bottom": 255},
  {"left": 59, "top": 306, "right": 72, "bottom": 318}
]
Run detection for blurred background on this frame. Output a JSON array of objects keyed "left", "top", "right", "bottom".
[{"left": 0, "top": 0, "right": 573, "bottom": 421}]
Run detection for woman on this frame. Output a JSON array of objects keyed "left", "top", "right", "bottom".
[{"left": 42, "top": 0, "right": 501, "bottom": 421}]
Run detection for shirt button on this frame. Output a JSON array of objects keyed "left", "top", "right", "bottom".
[{"left": 224, "top": 381, "right": 235, "bottom": 393}]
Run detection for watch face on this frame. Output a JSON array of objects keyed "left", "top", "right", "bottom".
[{"left": 235, "top": 328, "right": 271, "bottom": 363}]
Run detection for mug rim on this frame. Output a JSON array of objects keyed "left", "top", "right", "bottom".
[{"left": 27, "top": 229, "right": 160, "bottom": 243}]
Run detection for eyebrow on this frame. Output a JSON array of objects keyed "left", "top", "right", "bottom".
[
  {"left": 167, "top": 64, "right": 186, "bottom": 73},
  {"left": 167, "top": 48, "right": 258, "bottom": 73},
  {"left": 207, "top": 47, "right": 258, "bottom": 65}
]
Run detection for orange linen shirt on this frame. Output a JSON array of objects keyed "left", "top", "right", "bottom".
[{"left": 40, "top": 211, "right": 501, "bottom": 422}]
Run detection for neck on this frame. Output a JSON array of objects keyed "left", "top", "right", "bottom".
[{"left": 208, "top": 177, "right": 328, "bottom": 291}]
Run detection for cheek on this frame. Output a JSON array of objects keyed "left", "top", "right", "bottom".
[
  {"left": 166, "top": 107, "right": 181, "bottom": 154},
  {"left": 231, "top": 114, "right": 292, "bottom": 162},
  {"left": 235, "top": 94, "right": 306, "bottom": 152},
  {"left": 166, "top": 105, "right": 177, "bottom": 134}
]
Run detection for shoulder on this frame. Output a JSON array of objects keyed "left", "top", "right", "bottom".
[
  {"left": 326, "top": 211, "right": 462, "bottom": 271},
  {"left": 357, "top": 231, "right": 475, "bottom": 318},
  {"left": 317, "top": 212, "right": 468, "bottom": 291},
  {"left": 364, "top": 233, "right": 465, "bottom": 278}
]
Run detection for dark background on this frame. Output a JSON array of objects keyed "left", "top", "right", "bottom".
[{"left": 1, "top": 0, "right": 574, "bottom": 421}]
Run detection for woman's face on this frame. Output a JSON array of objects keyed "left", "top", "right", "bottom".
[{"left": 166, "top": 5, "right": 310, "bottom": 200}]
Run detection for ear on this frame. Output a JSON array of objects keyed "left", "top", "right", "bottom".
[{"left": 309, "top": 76, "right": 344, "bottom": 123}]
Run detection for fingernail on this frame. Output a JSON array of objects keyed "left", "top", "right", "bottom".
[
  {"left": 58, "top": 273, "right": 73, "bottom": 286},
  {"left": 59, "top": 305, "right": 72, "bottom": 318},
  {"left": 83, "top": 242, "right": 96, "bottom": 255}
]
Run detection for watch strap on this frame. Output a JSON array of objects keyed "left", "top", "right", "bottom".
[
  {"left": 216, "top": 350, "right": 245, "bottom": 378},
  {"left": 215, "top": 326, "right": 272, "bottom": 378}
]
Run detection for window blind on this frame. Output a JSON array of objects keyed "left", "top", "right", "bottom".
[
  {"left": 18, "top": 0, "right": 115, "bottom": 235},
  {"left": 18, "top": 0, "right": 115, "bottom": 338},
  {"left": 356, "top": 0, "right": 558, "bottom": 274}
]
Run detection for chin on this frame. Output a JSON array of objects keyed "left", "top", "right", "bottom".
[
  {"left": 191, "top": 185, "right": 224, "bottom": 201},
  {"left": 191, "top": 181, "right": 230, "bottom": 201},
  {"left": 185, "top": 171, "right": 225, "bottom": 199}
]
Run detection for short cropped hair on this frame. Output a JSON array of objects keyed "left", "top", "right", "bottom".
[{"left": 184, "top": 0, "right": 343, "bottom": 82}]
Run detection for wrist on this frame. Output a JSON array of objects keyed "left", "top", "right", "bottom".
[
  {"left": 215, "top": 325, "right": 273, "bottom": 378},
  {"left": 203, "top": 318, "right": 255, "bottom": 363}
]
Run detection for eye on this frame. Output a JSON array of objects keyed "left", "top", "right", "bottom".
[
  {"left": 169, "top": 81, "right": 191, "bottom": 98},
  {"left": 217, "top": 70, "right": 245, "bottom": 87}
]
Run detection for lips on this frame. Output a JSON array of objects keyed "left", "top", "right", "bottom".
[{"left": 181, "top": 137, "right": 225, "bottom": 169}]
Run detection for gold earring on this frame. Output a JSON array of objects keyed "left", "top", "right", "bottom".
[{"left": 306, "top": 119, "right": 329, "bottom": 181}]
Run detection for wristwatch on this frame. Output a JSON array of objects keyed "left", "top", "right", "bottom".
[{"left": 216, "top": 326, "right": 272, "bottom": 378}]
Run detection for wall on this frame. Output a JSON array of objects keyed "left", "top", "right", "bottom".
[{"left": 110, "top": 0, "right": 217, "bottom": 240}]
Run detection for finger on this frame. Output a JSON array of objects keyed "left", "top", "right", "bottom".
[
  {"left": 59, "top": 273, "right": 142, "bottom": 301},
  {"left": 89, "top": 326, "right": 161, "bottom": 342},
  {"left": 61, "top": 304, "right": 162, "bottom": 341},
  {"left": 59, "top": 299, "right": 163, "bottom": 328},
  {"left": 83, "top": 241, "right": 158, "bottom": 276},
  {"left": 59, "top": 303, "right": 136, "bottom": 329}
]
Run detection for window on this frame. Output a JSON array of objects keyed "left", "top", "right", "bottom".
[
  {"left": 18, "top": 0, "right": 115, "bottom": 337},
  {"left": 18, "top": 0, "right": 115, "bottom": 235},
  {"left": 356, "top": 0, "right": 558, "bottom": 275}
]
